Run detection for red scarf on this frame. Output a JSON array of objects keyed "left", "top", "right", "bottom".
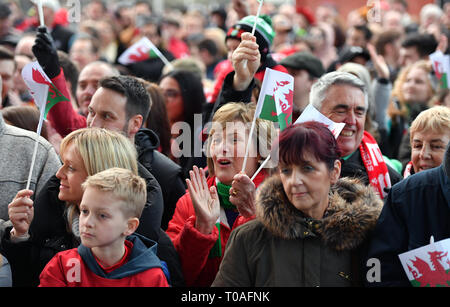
[
  {"left": 403, "top": 161, "right": 414, "bottom": 178},
  {"left": 359, "top": 131, "right": 391, "bottom": 199}
]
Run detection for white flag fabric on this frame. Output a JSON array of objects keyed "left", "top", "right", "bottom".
[{"left": 294, "top": 103, "right": 345, "bottom": 139}]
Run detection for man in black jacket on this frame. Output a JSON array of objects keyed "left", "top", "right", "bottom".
[
  {"left": 32, "top": 27, "right": 186, "bottom": 230},
  {"left": 365, "top": 143, "right": 450, "bottom": 287},
  {"left": 30, "top": 29, "right": 186, "bottom": 285}
]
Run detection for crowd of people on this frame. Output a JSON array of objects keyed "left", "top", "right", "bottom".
[{"left": 0, "top": 0, "right": 449, "bottom": 288}]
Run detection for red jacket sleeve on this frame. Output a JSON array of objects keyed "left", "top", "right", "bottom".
[
  {"left": 47, "top": 69, "right": 87, "bottom": 137},
  {"left": 165, "top": 193, "right": 219, "bottom": 286},
  {"left": 38, "top": 253, "right": 68, "bottom": 287}
]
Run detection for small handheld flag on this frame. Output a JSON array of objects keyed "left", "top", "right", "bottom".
[
  {"left": 242, "top": 67, "right": 294, "bottom": 172},
  {"left": 429, "top": 50, "right": 450, "bottom": 90},
  {"left": 22, "top": 61, "right": 69, "bottom": 190},
  {"left": 295, "top": 104, "right": 345, "bottom": 139},
  {"left": 118, "top": 37, "right": 173, "bottom": 69},
  {"left": 250, "top": 103, "right": 345, "bottom": 181}
]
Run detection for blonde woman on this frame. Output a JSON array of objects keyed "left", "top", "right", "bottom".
[
  {"left": 166, "top": 102, "right": 275, "bottom": 286},
  {"left": 403, "top": 106, "right": 450, "bottom": 177},
  {"left": 385, "top": 60, "right": 436, "bottom": 159},
  {"left": 1, "top": 128, "right": 168, "bottom": 287}
]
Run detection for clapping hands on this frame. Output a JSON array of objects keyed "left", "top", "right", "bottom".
[{"left": 187, "top": 166, "right": 220, "bottom": 235}]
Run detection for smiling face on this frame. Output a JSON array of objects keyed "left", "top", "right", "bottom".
[
  {"left": 55, "top": 143, "right": 89, "bottom": 206},
  {"left": 209, "top": 120, "right": 259, "bottom": 185},
  {"left": 79, "top": 187, "right": 134, "bottom": 251},
  {"left": 319, "top": 84, "right": 367, "bottom": 157},
  {"left": 401, "top": 67, "right": 432, "bottom": 104},
  {"left": 279, "top": 150, "right": 340, "bottom": 219},
  {"left": 411, "top": 129, "right": 450, "bottom": 173}
]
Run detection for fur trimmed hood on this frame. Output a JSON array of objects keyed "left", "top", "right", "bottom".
[{"left": 255, "top": 175, "right": 383, "bottom": 252}]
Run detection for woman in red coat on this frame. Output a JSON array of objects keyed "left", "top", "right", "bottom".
[{"left": 166, "top": 102, "right": 275, "bottom": 286}]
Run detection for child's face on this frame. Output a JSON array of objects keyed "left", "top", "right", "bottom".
[{"left": 79, "top": 187, "right": 135, "bottom": 250}]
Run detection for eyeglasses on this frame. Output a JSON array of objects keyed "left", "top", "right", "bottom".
[{"left": 163, "top": 89, "right": 181, "bottom": 98}]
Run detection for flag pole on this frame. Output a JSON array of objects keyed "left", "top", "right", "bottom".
[
  {"left": 37, "top": 0, "right": 45, "bottom": 27},
  {"left": 25, "top": 113, "right": 45, "bottom": 190},
  {"left": 251, "top": 154, "right": 270, "bottom": 181},
  {"left": 252, "top": 0, "right": 264, "bottom": 35},
  {"left": 240, "top": 0, "right": 265, "bottom": 172},
  {"left": 242, "top": 0, "right": 264, "bottom": 69},
  {"left": 152, "top": 46, "right": 173, "bottom": 70},
  {"left": 241, "top": 115, "right": 257, "bottom": 173}
]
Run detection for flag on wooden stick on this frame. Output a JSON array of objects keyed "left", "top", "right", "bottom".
[{"left": 256, "top": 68, "right": 294, "bottom": 131}]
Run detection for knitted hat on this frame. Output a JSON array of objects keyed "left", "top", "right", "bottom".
[
  {"left": 279, "top": 51, "right": 325, "bottom": 78},
  {"left": 226, "top": 15, "right": 275, "bottom": 62}
]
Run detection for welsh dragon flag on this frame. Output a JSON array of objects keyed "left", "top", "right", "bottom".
[
  {"left": 118, "top": 37, "right": 169, "bottom": 66},
  {"left": 399, "top": 236, "right": 450, "bottom": 287},
  {"left": 255, "top": 68, "right": 294, "bottom": 131},
  {"left": 22, "top": 61, "right": 69, "bottom": 119},
  {"left": 429, "top": 51, "right": 450, "bottom": 89}
]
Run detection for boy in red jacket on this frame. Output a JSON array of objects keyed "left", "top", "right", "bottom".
[{"left": 39, "top": 168, "right": 169, "bottom": 287}]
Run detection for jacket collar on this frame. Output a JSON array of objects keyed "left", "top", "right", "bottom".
[
  {"left": 78, "top": 233, "right": 162, "bottom": 279},
  {"left": 255, "top": 175, "right": 383, "bottom": 251}
]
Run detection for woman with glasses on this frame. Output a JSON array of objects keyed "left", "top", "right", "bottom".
[{"left": 159, "top": 69, "right": 207, "bottom": 179}]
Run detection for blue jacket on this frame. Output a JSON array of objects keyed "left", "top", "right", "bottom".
[{"left": 365, "top": 164, "right": 450, "bottom": 286}]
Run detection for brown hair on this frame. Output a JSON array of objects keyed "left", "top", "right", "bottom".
[
  {"left": 205, "top": 102, "right": 275, "bottom": 176},
  {"left": 1, "top": 106, "right": 49, "bottom": 140},
  {"left": 388, "top": 60, "right": 435, "bottom": 120}
]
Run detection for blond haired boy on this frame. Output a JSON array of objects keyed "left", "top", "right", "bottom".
[{"left": 39, "top": 168, "right": 169, "bottom": 287}]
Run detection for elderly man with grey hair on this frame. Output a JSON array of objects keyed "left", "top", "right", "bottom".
[{"left": 309, "top": 71, "right": 402, "bottom": 199}]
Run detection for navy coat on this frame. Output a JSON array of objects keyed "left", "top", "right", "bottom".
[{"left": 365, "top": 164, "right": 450, "bottom": 286}]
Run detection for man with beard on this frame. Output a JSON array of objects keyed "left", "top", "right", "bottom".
[{"left": 31, "top": 29, "right": 187, "bottom": 279}]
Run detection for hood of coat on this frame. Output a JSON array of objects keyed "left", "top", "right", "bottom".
[
  {"left": 77, "top": 233, "right": 163, "bottom": 279},
  {"left": 255, "top": 175, "right": 383, "bottom": 252},
  {"left": 135, "top": 128, "right": 160, "bottom": 155}
]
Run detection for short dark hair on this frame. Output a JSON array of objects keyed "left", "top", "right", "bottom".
[
  {"left": 353, "top": 24, "right": 372, "bottom": 41},
  {"left": 99, "top": 75, "right": 150, "bottom": 124},
  {"left": 274, "top": 121, "right": 341, "bottom": 171},
  {"left": 402, "top": 33, "right": 438, "bottom": 58},
  {"left": 0, "top": 45, "right": 14, "bottom": 61},
  {"left": 71, "top": 33, "right": 100, "bottom": 54},
  {"left": 374, "top": 29, "right": 402, "bottom": 55},
  {"left": 0, "top": 45, "right": 16, "bottom": 70},
  {"left": 198, "top": 38, "right": 218, "bottom": 57}
]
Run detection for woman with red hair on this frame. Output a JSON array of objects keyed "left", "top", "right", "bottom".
[{"left": 213, "top": 121, "right": 383, "bottom": 286}]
